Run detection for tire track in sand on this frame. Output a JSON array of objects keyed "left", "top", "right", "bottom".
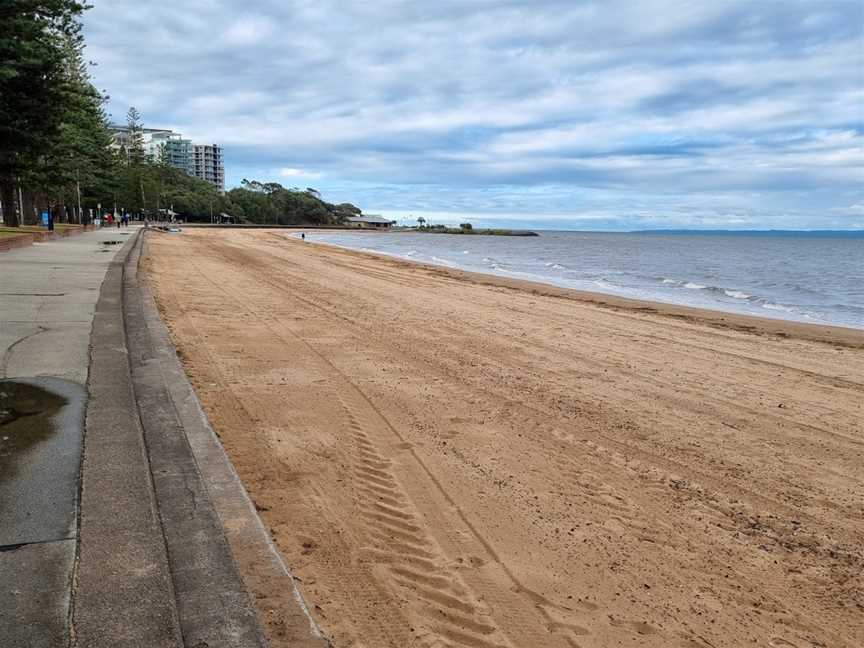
[
  {"left": 195, "top": 234, "right": 601, "bottom": 647},
  {"left": 338, "top": 390, "right": 512, "bottom": 648},
  {"left": 175, "top": 242, "right": 558, "bottom": 647}
]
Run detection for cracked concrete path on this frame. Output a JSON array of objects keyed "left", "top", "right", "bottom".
[
  {"left": 0, "top": 226, "right": 137, "bottom": 647},
  {"left": 0, "top": 227, "right": 137, "bottom": 382}
]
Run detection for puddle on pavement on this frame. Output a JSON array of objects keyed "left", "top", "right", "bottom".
[{"left": 0, "top": 381, "right": 67, "bottom": 483}]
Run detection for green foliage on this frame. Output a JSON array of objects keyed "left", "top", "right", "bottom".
[
  {"left": 225, "top": 181, "right": 358, "bottom": 225},
  {"left": 0, "top": 0, "right": 89, "bottom": 223},
  {"left": 39, "top": 27, "right": 118, "bottom": 209},
  {"left": 414, "top": 224, "right": 537, "bottom": 236},
  {"left": 125, "top": 106, "right": 145, "bottom": 165},
  {"left": 337, "top": 202, "right": 362, "bottom": 215},
  {"left": 0, "top": 1, "right": 86, "bottom": 170}
]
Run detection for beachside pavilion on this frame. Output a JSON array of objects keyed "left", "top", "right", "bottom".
[{"left": 345, "top": 214, "right": 396, "bottom": 229}]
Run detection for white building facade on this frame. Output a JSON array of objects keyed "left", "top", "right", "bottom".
[{"left": 109, "top": 125, "right": 225, "bottom": 194}]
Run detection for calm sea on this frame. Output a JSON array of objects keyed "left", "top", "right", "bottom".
[{"left": 305, "top": 230, "right": 864, "bottom": 330}]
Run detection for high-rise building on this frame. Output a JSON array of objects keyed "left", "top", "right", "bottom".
[
  {"left": 148, "top": 131, "right": 195, "bottom": 177},
  {"left": 192, "top": 144, "right": 225, "bottom": 194},
  {"left": 109, "top": 125, "right": 225, "bottom": 194}
]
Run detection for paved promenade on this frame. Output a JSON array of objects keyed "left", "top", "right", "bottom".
[
  {"left": 0, "top": 226, "right": 134, "bottom": 382},
  {"left": 0, "top": 227, "right": 324, "bottom": 647},
  {"left": 0, "top": 226, "right": 136, "bottom": 646}
]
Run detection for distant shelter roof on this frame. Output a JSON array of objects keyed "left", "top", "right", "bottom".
[{"left": 346, "top": 215, "right": 395, "bottom": 224}]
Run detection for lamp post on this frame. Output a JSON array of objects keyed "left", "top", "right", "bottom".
[
  {"left": 76, "top": 169, "right": 82, "bottom": 224},
  {"left": 17, "top": 178, "right": 24, "bottom": 226}
]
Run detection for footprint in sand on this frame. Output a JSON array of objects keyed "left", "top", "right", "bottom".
[
  {"left": 769, "top": 638, "right": 805, "bottom": 648},
  {"left": 608, "top": 617, "right": 659, "bottom": 635}
]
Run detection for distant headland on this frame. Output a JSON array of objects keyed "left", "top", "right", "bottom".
[{"left": 408, "top": 222, "right": 538, "bottom": 236}]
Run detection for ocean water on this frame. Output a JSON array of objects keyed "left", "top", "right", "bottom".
[{"left": 305, "top": 230, "right": 864, "bottom": 330}]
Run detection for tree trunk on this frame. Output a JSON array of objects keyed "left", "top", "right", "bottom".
[
  {"left": 0, "top": 178, "right": 18, "bottom": 226},
  {"left": 23, "top": 190, "right": 36, "bottom": 226}
]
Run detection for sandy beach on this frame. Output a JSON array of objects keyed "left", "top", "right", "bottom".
[{"left": 143, "top": 228, "right": 864, "bottom": 648}]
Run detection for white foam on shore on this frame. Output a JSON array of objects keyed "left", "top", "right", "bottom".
[
  {"left": 431, "top": 255, "right": 458, "bottom": 267},
  {"left": 303, "top": 232, "right": 861, "bottom": 330}
]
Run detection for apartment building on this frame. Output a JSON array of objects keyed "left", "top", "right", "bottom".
[
  {"left": 192, "top": 144, "right": 225, "bottom": 193},
  {"left": 109, "top": 125, "right": 225, "bottom": 194},
  {"left": 149, "top": 131, "right": 195, "bottom": 176}
]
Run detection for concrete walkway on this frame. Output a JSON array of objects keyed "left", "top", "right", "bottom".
[
  {"left": 0, "top": 226, "right": 136, "bottom": 647},
  {"left": 0, "top": 226, "right": 325, "bottom": 647},
  {"left": 0, "top": 226, "right": 134, "bottom": 382}
]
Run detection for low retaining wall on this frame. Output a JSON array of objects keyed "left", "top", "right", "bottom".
[
  {"left": 0, "top": 229, "right": 57, "bottom": 242},
  {"left": 55, "top": 224, "right": 95, "bottom": 236},
  {"left": 0, "top": 224, "right": 94, "bottom": 248},
  {"left": 180, "top": 223, "right": 361, "bottom": 229},
  {"left": 0, "top": 233, "right": 34, "bottom": 252}
]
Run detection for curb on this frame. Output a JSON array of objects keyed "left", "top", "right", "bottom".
[
  {"left": 0, "top": 233, "right": 34, "bottom": 252},
  {"left": 136, "top": 232, "right": 329, "bottom": 647},
  {"left": 73, "top": 230, "right": 183, "bottom": 647},
  {"left": 124, "top": 232, "right": 268, "bottom": 647},
  {"left": 73, "top": 229, "right": 326, "bottom": 647}
]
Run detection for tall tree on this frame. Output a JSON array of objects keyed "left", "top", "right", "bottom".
[
  {"left": 117, "top": 106, "right": 148, "bottom": 213},
  {"left": 125, "top": 106, "right": 145, "bottom": 165},
  {"left": 39, "top": 23, "right": 115, "bottom": 222},
  {"left": 0, "top": 0, "right": 86, "bottom": 225}
]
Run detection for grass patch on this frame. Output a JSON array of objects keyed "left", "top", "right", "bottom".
[
  {"left": 0, "top": 223, "right": 81, "bottom": 234},
  {"left": 0, "top": 226, "right": 43, "bottom": 233}
]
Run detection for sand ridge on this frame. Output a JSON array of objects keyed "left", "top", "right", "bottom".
[{"left": 143, "top": 228, "right": 864, "bottom": 648}]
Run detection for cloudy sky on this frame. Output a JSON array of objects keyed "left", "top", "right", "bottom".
[{"left": 84, "top": 1, "right": 863, "bottom": 230}]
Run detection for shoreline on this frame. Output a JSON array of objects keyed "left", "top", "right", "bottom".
[{"left": 297, "top": 232, "right": 864, "bottom": 348}]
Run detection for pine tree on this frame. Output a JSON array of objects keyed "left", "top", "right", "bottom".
[
  {"left": 126, "top": 106, "right": 145, "bottom": 165},
  {"left": 0, "top": 1, "right": 87, "bottom": 225}
]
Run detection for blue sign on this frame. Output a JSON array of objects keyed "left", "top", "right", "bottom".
[{"left": 41, "top": 211, "right": 49, "bottom": 226}]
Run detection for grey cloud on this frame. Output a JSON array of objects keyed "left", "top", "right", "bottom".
[{"left": 83, "top": 0, "right": 864, "bottom": 228}]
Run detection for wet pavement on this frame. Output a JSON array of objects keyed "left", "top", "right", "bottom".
[
  {"left": 0, "top": 229, "right": 135, "bottom": 647},
  {"left": 0, "top": 377, "right": 86, "bottom": 648},
  {"left": 0, "top": 378, "right": 85, "bottom": 546}
]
